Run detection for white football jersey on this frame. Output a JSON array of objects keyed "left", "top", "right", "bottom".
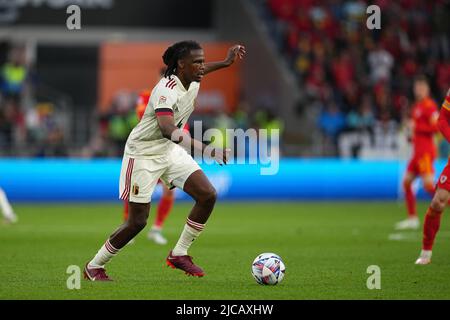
[{"left": 124, "top": 75, "right": 199, "bottom": 158}]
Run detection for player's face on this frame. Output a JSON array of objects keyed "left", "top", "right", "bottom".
[
  {"left": 185, "top": 49, "right": 205, "bottom": 83},
  {"left": 414, "top": 81, "right": 429, "bottom": 100}
]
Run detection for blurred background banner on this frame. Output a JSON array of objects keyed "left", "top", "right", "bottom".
[{"left": 0, "top": 158, "right": 443, "bottom": 202}]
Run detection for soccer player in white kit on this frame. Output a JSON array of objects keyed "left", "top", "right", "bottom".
[{"left": 84, "top": 41, "right": 245, "bottom": 280}]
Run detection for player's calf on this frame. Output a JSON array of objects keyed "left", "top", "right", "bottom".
[
  {"left": 186, "top": 184, "right": 217, "bottom": 223},
  {"left": 109, "top": 202, "right": 150, "bottom": 248}
]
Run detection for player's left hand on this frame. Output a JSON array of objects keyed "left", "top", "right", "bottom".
[{"left": 225, "top": 45, "right": 246, "bottom": 66}]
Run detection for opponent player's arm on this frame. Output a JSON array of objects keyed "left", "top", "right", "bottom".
[
  {"left": 203, "top": 45, "right": 246, "bottom": 75},
  {"left": 437, "top": 90, "right": 450, "bottom": 142},
  {"left": 156, "top": 114, "right": 229, "bottom": 165}
]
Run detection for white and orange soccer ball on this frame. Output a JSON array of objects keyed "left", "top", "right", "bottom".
[{"left": 251, "top": 253, "right": 285, "bottom": 285}]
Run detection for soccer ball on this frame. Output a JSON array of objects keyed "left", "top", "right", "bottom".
[{"left": 251, "top": 252, "right": 285, "bottom": 285}]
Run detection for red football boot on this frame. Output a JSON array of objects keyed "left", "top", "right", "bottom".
[
  {"left": 166, "top": 251, "right": 205, "bottom": 277},
  {"left": 83, "top": 263, "right": 113, "bottom": 281}
]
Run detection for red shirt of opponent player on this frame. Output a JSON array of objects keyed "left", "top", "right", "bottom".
[{"left": 136, "top": 90, "right": 150, "bottom": 120}]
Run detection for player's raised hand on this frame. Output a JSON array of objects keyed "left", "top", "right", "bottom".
[{"left": 225, "top": 45, "right": 246, "bottom": 66}]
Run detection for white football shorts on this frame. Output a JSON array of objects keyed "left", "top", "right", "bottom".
[{"left": 119, "top": 144, "right": 201, "bottom": 203}]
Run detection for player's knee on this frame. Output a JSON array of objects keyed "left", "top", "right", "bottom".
[
  {"left": 197, "top": 186, "right": 217, "bottom": 205},
  {"left": 128, "top": 218, "right": 147, "bottom": 232},
  {"left": 430, "top": 197, "right": 446, "bottom": 212},
  {"left": 206, "top": 187, "right": 217, "bottom": 203}
]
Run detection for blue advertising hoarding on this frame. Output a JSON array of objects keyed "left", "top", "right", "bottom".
[{"left": 0, "top": 159, "right": 444, "bottom": 202}]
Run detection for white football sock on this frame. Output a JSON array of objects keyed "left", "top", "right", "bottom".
[
  {"left": 172, "top": 219, "right": 205, "bottom": 256},
  {"left": 88, "top": 239, "right": 119, "bottom": 268}
]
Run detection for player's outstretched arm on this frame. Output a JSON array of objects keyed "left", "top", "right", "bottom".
[
  {"left": 157, "top": 114, "right": 230, "bottom": 165},
  {"left": 203, "top": 44, "right": 246, "bottom": 75}
]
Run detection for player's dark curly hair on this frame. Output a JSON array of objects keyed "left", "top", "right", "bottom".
[{"left": 162, "top": 40, "right": 202, "bottom": 78}]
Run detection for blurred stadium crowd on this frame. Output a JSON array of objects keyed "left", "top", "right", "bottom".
[
  {"left": 256, "top": 0, "right": 449, "bottom": 157},
  {"left": 0, "top": 43, "right": 69, "bottom": 157}
]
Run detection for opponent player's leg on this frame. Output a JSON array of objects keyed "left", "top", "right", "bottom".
[
  {"left": 415, "top": 187, "right": 448, "bottom": 265},
  {"left": 166, "top": 169, "right": 216, "bottom": 276},
  {"left": 148, "top": 184, "right": 174, "bottom": 245},
  {"left": 400, "top": 155, "right": 436, "bottom": 230},
  {"left": 396, "top": 170, "right": 419, "bottom": 230},
  {"left": 0, "top": 187, "right": 17, "bottom": 224}
]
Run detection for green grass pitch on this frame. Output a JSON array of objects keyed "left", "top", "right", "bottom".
[{"left": 1, "top": 201, "right": 450, "bottom": 299}]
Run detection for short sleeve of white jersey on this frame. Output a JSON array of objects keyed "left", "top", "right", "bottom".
[{"left": 153, "top": 85, "right": 178, "bottom": 112}]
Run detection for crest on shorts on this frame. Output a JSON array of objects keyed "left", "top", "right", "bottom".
[
  {"left": 132, "top": 184, "right": 139, "bottom": 195},
  {"left": 158, "top": 96, "right": 167, "bottom": 105},
  {"left": 440, "top": 175, "right": 447, "bottom": 184}
]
